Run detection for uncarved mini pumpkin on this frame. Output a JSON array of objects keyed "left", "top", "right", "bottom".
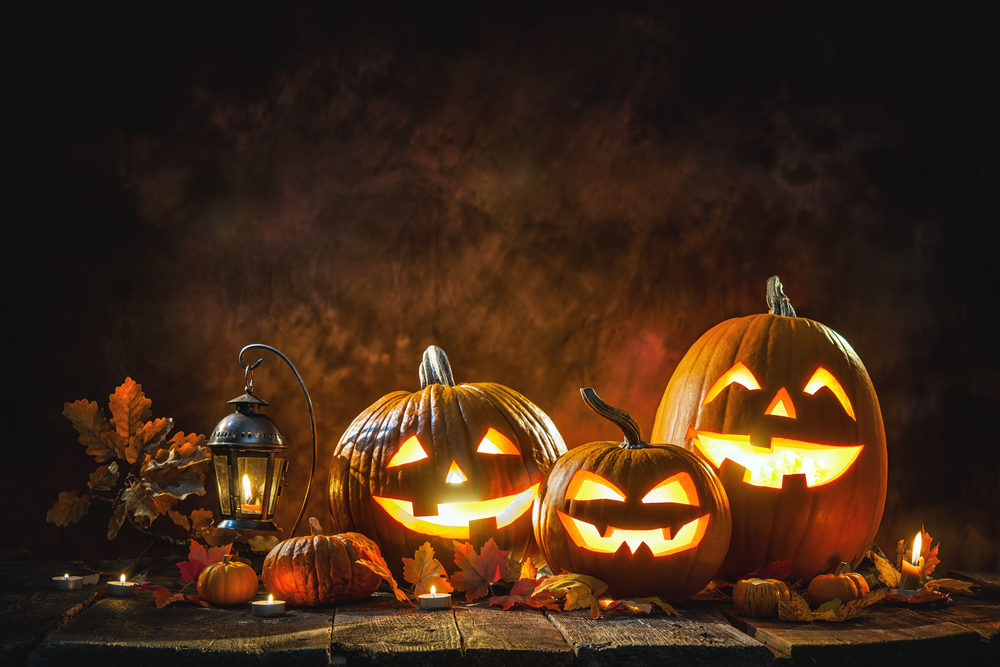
[
  {"left": 807, "top": 563, "right": 870, "bottom": 606},
  {"left": 196, "top": 554, "right": 258, "bottom": 605},
  {"left": 262, "top": 519, "right": 382, "bottom": 606},
  {"left": 733, "top": 578, "right": 790, "bottom": 618}
]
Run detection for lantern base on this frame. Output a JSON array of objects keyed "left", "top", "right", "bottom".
[{"left": 216, "top": 519, "right": 281, "bottom": 531}]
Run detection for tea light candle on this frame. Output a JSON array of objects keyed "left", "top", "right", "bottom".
[
  {"left": 107, "top": 574, "right": 135, "bottom": 597},
  {"left": 252, "top": 594, "right": 286, "bottom": 617},
  {"left": 52, "top": 573, "right": 83, "bottom": 591},
  {"left": 417, "top": 586, "right": 451, "bottom": 611},
  {"left": 899, "top": 531, "right": 924, "bottom": 590}
]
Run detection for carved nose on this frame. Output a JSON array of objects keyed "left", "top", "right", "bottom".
[
  {"left": 445, "top": 460, "right": 467, "bottom": 484},
  {"left": 764, "top": 387, "right": 797, "bottom": 419}
]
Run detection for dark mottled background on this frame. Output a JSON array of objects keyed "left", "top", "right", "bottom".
[{"left": 8, "top": 2, "right": 997, "bottom": 569}]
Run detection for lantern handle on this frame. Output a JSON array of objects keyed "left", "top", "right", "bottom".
[
  {"left": 239, "top": 344, "right": 316, "bottom": 537},
  {"left": 243, "top": 357, "right": 263, "bottom": 392}
]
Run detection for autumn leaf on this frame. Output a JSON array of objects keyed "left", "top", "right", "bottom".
[
  {"left": 779, "top": 588, "right": 886, "bottom": 622},
  {"left": 107, "top": 502, "right": 128, "bottom": 540},
  {"left": 248, "top": 535, "right": 280, "bottom": 552},
  {"left": 692, "top": 579, "right": 732, "bottom": 600},
  {"left": 745, "top": 559, "right": 793, "bottom": 581},
  {"left": 177, "top": 539, "right": 232, "bottom": 582},
  {"left": 778, "top": 592, "right": 815, "bottom": 622},
  {"left": 122, "top": 480, "right": 157, "bottom": 519},
  {"left": 918, "top": 526, "right": 940, "bottom": 579},
  {"left": 451, "top": 539, "right": 509, "bottom": 602},
  {"left": 188, "top": 509, "right": 216, "bottom": 538},
  {"left": 138, "top": 417, "right": 173, "bottom": 457},
  {"left": 136, "top": 584, "right": 211, "bottom": 609},
  {"left": 355, "top": 546, "right": 412, "bottom": 605},
  {"left": 866, "top": 546, "right": 901, "bottom": 588},
  {"left": 403, "top": 542, "right": 453, "bottom": 595},
  {"left": 46, "top": 491, "right": 91, "bottom": 526},
  {"left": 532, "top": 573, "right": 608, "bottom": 619},
  {"left": 924, "top": 578, "right": 976, "bottom": 594},
  {"left": 87, "top": 462, "right": 120, "bottom": 491},
  {"left": 618, "top": 596, "right": 678, "bottom": 615},
  {"left": 488, "top": 577, "right": 559, "bottom": 611},
  {"left": 168, "top": 510, "right": 190, "bottom": 532},
  {"left": 519, "top": 557, "right": 538, "bottom": 581},
  {"left": 141, "top": 432, "right": 211, "bottom": 500},
  {"left": 63, "top": 399, "right": 117, "bottom": 462},
  {"left": 109, "top": 378, "right": 153, "bottom": 464}
]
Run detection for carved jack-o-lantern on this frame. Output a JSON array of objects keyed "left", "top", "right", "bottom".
[
  {"left": 533, "top": 389, "right": 731, "bottom": 600},
  {"left": 329, "top": 346, "right": 566, "bottom": 577},
  {"left": 652, "top": 277, "right": 887, "bottom": 580}
]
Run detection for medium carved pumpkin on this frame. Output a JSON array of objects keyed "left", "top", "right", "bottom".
[
  {"left": 329, "top": 345, "right": 566, "bottom": 577},
  {"left": 652, "top": 276, "right": 887, "bottom": 581},
  {"left": 261, "top": 519, "right": 382, "bottom": 606},
  {"left": 807, "top": 563, "right": 870, "bottom": 605},
  {"left": 732, "top": 578, "right": 790, "bottom": 618},
  {"left": 196, "top": 554, "right": 258, "bottom": 605},
  {"left": 533, "top": 389, "right": 731, "bottom": 600}
]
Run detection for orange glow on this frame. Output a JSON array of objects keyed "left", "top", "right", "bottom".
[
  {"left": 556, "top": 510, "right": 710, "bottom": 557},
  {"left": 703, "top": 362, "right": 761, "bottom": 405},
  {"left": 477, "top": 428, "right": 521, "bottom": 455},
  {"left": 372, "top": 484, "right": 539, "bottom": 539},
  {"left": 445, "top": 460, "right": 468, "bottom": 484},
  {"left": 691, "top": 430, "right": 863, "bottom": 488},
  {"left": 764, "top": 387, "right": 797, "bottom": 419},
  {"left": 565, "top": 470, "right": 626, "bottom": 502},
  {"left": 641, "top": 472, "right": 699, "bottom": 506},
  {"left": 387, "top": 435, "right": 429, "bottom": 468},
  {"left": 804, "top": 367, "right": 856, "bottom": 421},
  {"left": 911, "top": 531, "right": 922, "bottom": 564}
]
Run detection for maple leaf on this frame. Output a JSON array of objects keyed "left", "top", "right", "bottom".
[
  {"left": 488, "top": 577, "right": 559, "bottom": 611},
  {"left": 46, "top": 491, "right": 91, "bottom": 527},
  {"left": 451, "top": 539, "right": 509, "bottom": 602},
  {"left": 403, "top": 542, "right": 453, "bottom": 596},
  {"left": 177, "top": 539, "right": 232, "bottom": 582},
  {"left": 141, "top": 432, "right": 211, "bottom": 500},
  {"left": 87, "top": 462, "right": 120, "bottom": 491},
  {"left": 136, "top": 584, "right": 211, "bottom": 609},
  {"left": 532, "top": 573, "right": 609, "bottom": 619},
  {"left": 63, "top": 399, "right": 118, "bottom": 462},
  {"left": 355, "top": 546, "right": 412, "bottom": 605},
  {"left": 918, "top": 526, "right": 940, "bottom": 579},
  {"left": 109, "top": 378, "right": 153, "bottom": 464},
  {"left": 107, "top": 502, "right": 128, "bottom": 540}
]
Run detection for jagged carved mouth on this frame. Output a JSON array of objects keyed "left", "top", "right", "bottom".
[
  {"left": 691, "top": 429, "right": 863, "bottom": 489},
  {"left": 556, "top": 510, "right": 710, "bottom": 557},
  {"left": 372, "top": 484, "right": 539, "bottom": 539}
]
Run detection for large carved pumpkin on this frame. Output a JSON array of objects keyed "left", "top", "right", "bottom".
[
  {"left": 533, "top": 389, "right": 731, "bottom": 600},
  {"left": 329, "top": 345, "right": 566, "bottom": 577},
  {"left": 652, "top": 277, "right": 887, "bottom": 581}
]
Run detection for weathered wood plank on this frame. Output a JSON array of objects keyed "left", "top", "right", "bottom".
[
  {"left": 332, "top": 597, "right": 462, "bottom": 666},
  {"left": 903, "top": 598, "right": 1000, "bottom": 646},
  {"left": 27, "top": 595, "right": 333, "bottom": 666},
  {"left": 546, "top": 603, "right": 773, "bottom": 666},
  {"left": 453, "top": 605, "right": 572, "bottom": 665}
]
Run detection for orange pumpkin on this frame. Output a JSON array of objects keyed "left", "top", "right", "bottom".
[
  {"left": 732, "top": 578, "right": 790, "bottom": 617},
  {"left": 807, "top": 563, "right": 870, "bottom": 605},
  {"left": 262, "top": 521, "right": 382, "bottom": 606},
  {"left": 533, "top": 389, "right": 731, "bottom": 600},
  {"left": 652, "top": 277, "right": 887, "bottom": 581},
  {"left": 196, "top": 554, "right": 258, "bottom": 605}
]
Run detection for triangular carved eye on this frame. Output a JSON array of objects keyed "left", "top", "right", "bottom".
[
  {"left": 477, "top": 428, "right": 520, "bottom": 455},
  {"left": 387, "top": 435, "right": 429, "bottom": 467},
  {"left": 703, "top": 362, "right": 761, "bottom": 405},
  {"left": 804, "top": 367, "right": 856, "bottom": 421},
  {"left": 764, "top": 387, "right": 797, "bottom": 419},
  {"left": 565, "top": 470, "right": 625, "bottom": 502},
  {"left": 641, "top": 472, "right": 699, "bottom": 506}
]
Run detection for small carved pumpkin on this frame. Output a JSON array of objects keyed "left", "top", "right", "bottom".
[
  {"left": 807, "top": 563, "right": 870, "bottom": 606},
  {"left": 262, "top": 519, "right": 382, "bottom": 606},
  {"left": 533, "top": 389, "right": 731, "bottom": 600},
  {"left": 196, "top": 554, "right": 258, "bottom": 605},
  {"left": 732, "top": 578, "right": 790, "bottom": 618},
  {"left": 652, "top": 277, "right": 887, "bottom": 581},
  {"left": 329, "top": 346, "right": 566, "bottom": 578}
]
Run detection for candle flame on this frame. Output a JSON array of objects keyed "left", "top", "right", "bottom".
[
  {"left": 911, "top": 531, "right": 922, "bottom": 564},
  {"left": 64, "top": 573, "right": 69, "bottom": 579},
  {"left": 267, "top": 594, "right": 273, "bottom": 604},
  {"left": 242, "top": 474, "right": 252, "bottom": 502},
  {"left": 120, "top": 574, "right": 126, "bottom": 583},
  {"left": 430, "top": 586, "right": 436, "bottom": 596}
]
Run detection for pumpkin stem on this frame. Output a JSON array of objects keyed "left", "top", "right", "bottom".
[
  {"left": 419, "top": 345, "right": 457, "bottom": 388},
  {"left": 834, "top": 561, "right": 852, "bottom": 576},
  {"left": 308, "top": 516, "right": 324, "bottom": 536},
  {"left": 766, "top": 275, "right": 796, "bottom": 317},
  {"left": 580, "top": 388, "right": 647, "bottom": 449}
]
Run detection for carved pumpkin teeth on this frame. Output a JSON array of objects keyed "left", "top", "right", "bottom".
[{"left": 556, "top": 510, "right": 710, "bottom": 557}]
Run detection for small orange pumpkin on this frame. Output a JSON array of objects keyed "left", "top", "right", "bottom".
[
  {"left": 807, "top": 562, "right": 870, "bottom": 605},
  {"left": 196, "top": 554, "right": 258, "bottom": 605},
  {"left": 732, "top": 578, "right": 790, "bottom": 617}
]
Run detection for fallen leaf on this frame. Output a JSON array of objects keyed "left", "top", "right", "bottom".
[
  {"left": 451, "top": 539, "right": 509, "bottom": 602},
  {"left": 532, "top": 573, "right": 608, "bottom": 618},
  {"left": 403, "top": 542, "right": 453, "bottom": 596},
  {"left": 177, "top": 539, "right": 232, "bottom": 582},
  {"left": 136, "top": 584, "right": 210, "bottom": 608},
  {"left": 691, "top": 579, "right": 732, "bottom": 600},
  {"left": 355, "top": 546, "right": 412, "bottom": 605},
  {"left": 109, "top": 378, "right": 153, "bottom": 464},
  {"left": 884, "top": 588, "right": 950, "bottom": 605},
  {"left": 520, "top": 557, "right": 539, "bottom": 581},
  {"left": 867, "top": 547, "right": 901, "bottom": 588},
  {"left": 63, "top": 399, "right": 118, "bottom": 463},
  {"left": 248, "top": 535, "right": 280, "bottom": 552},
  {"left": 624, "top": 596, "right": 678, "bottom": 615},
  {"left": 778, "top": 592, "right": 814, "bottom": 622},
  {"left": 924, "top": 578, "right": 976, "bottom": 594},
  {"left": 107, "top": 502, "right": 128, "bottom": 540},
  {"left": 140, "top": 432, "right": 211, "bottom": 500},
  {"left": 918, "top": 527, "right": 940, "bottom": 579},
  {"left": 46, "top": 491, "right": 91, "bottom": 527},
  {"left": 87, "top": 462, "right": 120, "bottom": 491}
]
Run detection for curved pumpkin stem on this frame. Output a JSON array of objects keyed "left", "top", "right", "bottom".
[
  {"left": 419, "top": 345, "right": 457, "bottom": 388},
  {"left": 580, "top": 388, "right": 646, "bottom": 449},
  {"left": 834, "top": 561, "right": 852, "bottom": 576},
  {"left": 766, "top": 275, "right": 796, "bottom": 317},
  {"left": 308, "top": 516, "right": 324, "bottom": 537}
]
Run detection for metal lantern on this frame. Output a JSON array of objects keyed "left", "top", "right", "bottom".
[{"left": 207, "top": 344, "right": 316, "bottom": 533}]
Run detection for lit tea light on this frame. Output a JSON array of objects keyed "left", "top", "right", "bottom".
[
  {"left": 899, "top": 530, "right": 924, "bottom": 590},
  {"left": 51, "top": 573, "right": 83, "bottom": 591},
  {"left": 417, "top": 585, "right": 451, "bottom": 611},
  {"left": 240, "top": 474, "right": 262, "bottom": 513},
  {"left": 107, "top": 573, "right": 135, "bottom": 597},
  {"left": 252, "top": 593, "right": 286, "bottom": 617}
]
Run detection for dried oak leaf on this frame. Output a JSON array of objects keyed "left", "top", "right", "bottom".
[
  {"left": 122, "top": 480, "right": 157, "bottom": 519},
  {"left": 924, "top": 578, "right": 976, "bottom": 594},
  {"left": 188, "top": 508, "right": 216, "bottom": 538},
  {"left": 451, "top": 539, "right": 509, "bottom": 602},
  {"left": 87, "top": 462, "right": 120, "bottom": 491},
  {"left": 177, "top": 539, "right": 232, "bottom": 582},
  {"left": 778, "top": 592, "right": 815, "bottom": 622},
  {"left": 403, "top": 542, "right": 453, "bottom": 596},
  {"left": 617, "top": 596, "right": 678, "bottom": 616},
  {"left": 109, "top": 378, "right": 153, "bottom": 464},
  {"left": 46, "top": 491, "right": 91, "bottom": 527},
  {"left": 140, "top": 432, "right": 210, "bottom": 500},
  {"left": 918, "top": 527, "right": 940, "bottom": 579},
  {"left": 167, "top": 509, "right": 190, "bottom": 532},
  {"left": 356, "top": 546, "right": 412, "bottom": 605},
  {"left": 489, "top": 577, "right": 559, "bottom": 611},
  {"left": 866, "top": 546, "right": 901, "bottom": 588},
  {"left": 63, "top": 399, "right": 118, "bottom": 462},
  {"left": 107, "top": 502, "right": 128, "bottom": 540},
  {"left": 532, "top": 573, "right": 608, "bottom": 619}
]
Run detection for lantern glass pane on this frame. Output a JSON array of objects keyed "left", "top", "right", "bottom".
[
  {"left": 237, "top": 456, "right": 268, "bottom": 516},
  {"left": 267, "top": 457, "right": 286, "bottom": 515},
  {"left": 213, "top": 455, "right": 231, "bottom": 514}
]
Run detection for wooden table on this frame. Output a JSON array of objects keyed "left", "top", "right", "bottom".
[{"left": 3, "top": 560, "right": 996, "bottom": 665}]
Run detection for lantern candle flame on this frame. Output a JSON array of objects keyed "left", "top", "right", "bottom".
[{"left": 241, "top": 474, "right": 261, "bottom": 513}]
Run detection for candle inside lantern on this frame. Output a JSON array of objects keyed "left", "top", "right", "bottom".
[
  {"left": 252, "top": 593, "right": 286, "bottom": 617},
  {"left": 417, "top": 585, "right": 451, "bottom": 611},
  {"left": 107, "top": 573, "right": 135, "bottom": 597},
  {"left": 899, "top": 531, "right": 924, "bottom": 590},
  {"left": 240, "top": 474, "right": 262, "bottom": 513},
  {"left": 51, "top": 573, "right": 83, "bottom": 591}
]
